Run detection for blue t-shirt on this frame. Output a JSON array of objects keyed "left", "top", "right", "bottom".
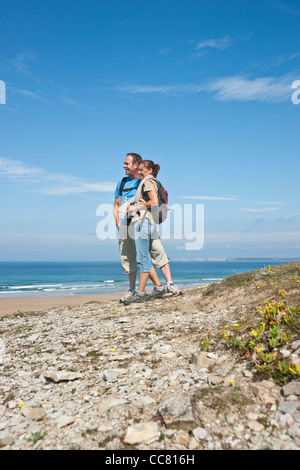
[{"left": 114, "top": 176, "right": 140, "bottom": 224}]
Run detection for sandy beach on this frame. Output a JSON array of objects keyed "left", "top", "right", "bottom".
[{"left": 0, "top": 292, "right": 124, "bottom": 317}]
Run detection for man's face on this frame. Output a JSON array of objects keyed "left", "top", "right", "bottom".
[{"left": 123, "top": 155, "right": 138, "bottom": 177}]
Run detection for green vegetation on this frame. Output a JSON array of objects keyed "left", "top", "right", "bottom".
[
  {"left": 26, "top": 431, "right": 47, "bottom": 444},
  {"left": 219, "top": 292, "right": 300, "bottom": 383},
  {"left": 199, "top": 263, "right": 300, "bottom": 385}
]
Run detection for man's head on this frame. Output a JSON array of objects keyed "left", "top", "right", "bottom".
[{"left": 123, "top": 153, "right": 142, "bottom": 178}]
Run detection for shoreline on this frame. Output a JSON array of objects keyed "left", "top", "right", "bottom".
[
  {"left": 0, "top": 292, "right": 125, "bottom": 317},
  {"left": 0, "top": 285, "right": 205, "bottom": 318}
]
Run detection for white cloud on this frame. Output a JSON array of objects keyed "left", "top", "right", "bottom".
[
  {"left": 257, "top": 201, "right": 282, "bottom": 205},
  {"left": 239, "top": 207, "right": 280, "bottom": 213},
  {"left": 195, "top": 35, "right": 231, "bottom": 51},
  {"left": 42, "top": 182, "right": 116, "bottom": 196},
  {"left": 0, "top": 232, "right": 102, "bottom": 246},
  {"left": 204, "top": 230, "right": 300, "bottom": 244},
  {"left": 114, "top": 73, "right": 295, "bottom": 103},
  {"left": 115, "top": 83, "right": 205, "bottom": 96},
  {"left": 205, "top": 75, "right": 293, "bottom": 103},
  {"left": 61, "top": 96, "right": 82, "bottom": 108},
  {"left": 0, "top": 157, "right": 115, "bottom": 195},
  {"left": 184, "top": 196, "right": 238, "bottom": 201},
  {"left": 8, "top": 52, "right": 37, "bottom": 78},
  {"left": 0, "top": 157, "right": 42, "bottom": 179}
]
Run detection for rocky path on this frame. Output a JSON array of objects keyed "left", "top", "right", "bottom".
[{"left": 0, "top": 285, "right": 299, "bottom": 450}]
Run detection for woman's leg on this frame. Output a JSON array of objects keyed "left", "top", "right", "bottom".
[{"left": 133, "top": 219, "right": 154, "bottom": 293}]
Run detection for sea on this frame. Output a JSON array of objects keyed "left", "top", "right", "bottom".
[{"left": 0, "top": 260, "right": 296, "bottom": 299}]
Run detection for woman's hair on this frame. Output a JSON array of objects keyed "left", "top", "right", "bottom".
[{"left": 141, "top": 160, "right": 160, "bottom": 177}]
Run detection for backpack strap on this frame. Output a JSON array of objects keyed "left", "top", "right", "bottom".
[
  {"left": 119, "top": 177, "right": 137, "bottom": 196},
  {"left": 141, "top": 177, "right": 157, "bottom": 202}
]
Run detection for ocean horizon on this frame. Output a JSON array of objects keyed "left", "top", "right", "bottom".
[{"left": 0, "top": 259, "right": 297, "bottom": 299}]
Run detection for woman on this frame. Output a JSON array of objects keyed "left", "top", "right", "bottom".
[{"left": 124, "top": 160, "right": 165, "bottom": 304}]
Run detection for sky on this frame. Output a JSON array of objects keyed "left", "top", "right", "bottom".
[{"left": 0, "top": 0, "right": 299, "bottom": 261}]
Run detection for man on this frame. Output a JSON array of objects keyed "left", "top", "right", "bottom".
[{"left": 114, "top": 152, "right": 182, "bottom": 303}]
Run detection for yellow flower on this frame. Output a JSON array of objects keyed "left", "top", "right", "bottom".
[
  {"left": 110, "top": 334, "right": 114, "bottom": 337},
  {"left": 111, "top": 349, "right": 115, "bottom": 352},
  {"left": 257, "top": 286, "right": 260, "bottom": 289},
  {"left": 229, "top": 380, "right": 234, "bottom": 385},
  {"left": 18, "top": 402, "right": 23, "bottom": 408},
  {"left": 225, "top": 325, "right": 229, "bottom": 328}
]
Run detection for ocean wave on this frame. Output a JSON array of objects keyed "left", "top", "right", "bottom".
[{"left": 0, "top": 284, "right": 63, "bottom": 290}]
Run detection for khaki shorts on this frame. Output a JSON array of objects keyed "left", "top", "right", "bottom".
[{"left": 118, "top": 223, "right": 169, "bottom": 274}]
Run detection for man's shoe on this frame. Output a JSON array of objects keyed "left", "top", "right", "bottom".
[
  {"left": 167, "top": 283, "right": 183, "bottom": 296},
  {"left": 119, "top": 290, "right": 135, "bottom": 304},
  {"left": 147, "top": 286, "right": 167, "bottom": 300},
  {"left": 123, "top": 291, "right": 147, "bottom": 305}
]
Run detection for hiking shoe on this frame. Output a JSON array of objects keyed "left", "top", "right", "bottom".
[
  {"left": 119, "top": 290, "right": 135, "bottom": 304},
  {"left": 147, "top": 286, "right": 167, "bottom": 300},
  {"left": 123, "top": 291, "right": 147, "bottom": 305},
  {"left": 167, "top": 283, "right": 183, "bottom": 296}
]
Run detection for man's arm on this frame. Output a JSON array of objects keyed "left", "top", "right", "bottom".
[{"left": 113, "top": 197, "right": 120, "bottom": 228}]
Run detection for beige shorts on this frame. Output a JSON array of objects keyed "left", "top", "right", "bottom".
[{"left": 118, "top": 223, "right": 169, "bottom": 274}]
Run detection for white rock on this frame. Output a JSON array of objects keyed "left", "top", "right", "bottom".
[
  {"left": 56, "top": 415, "right": 75, "bottom": 429},
  {"left": 124, "top": 422, "right": 159, "bottom": 445},
  {"left": 193, "top": 427, "right": 207, "bottom": 440},
  {"left": 42, "top": 370, "right": 82, "bottom": 383}
]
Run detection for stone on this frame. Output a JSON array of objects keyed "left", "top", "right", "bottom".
[
  {"left": 291, "top": 340, "right": 300, "bottom": 351},
  {"left": 158, "top": 393, "right": 197, "bottom": 430},
  {"left": 0, "top": 432, "right": 14, "bottom": 447},
  {"left": 251, "top": 383, "right": 277, "bottom": 405},
  {"left": 56, "top": 415, "right": 75, "bottom": 429},
  {"left": 247, "top": 420, "right": 264, "bottom": 432},
  {"left": 21, "top": 405, "right": 46, "bottom": 421},
  {"left": 278, "top": 401, "right": 299, "bottom": 415},
  {"left": 42, "top": 370, "right": 82, "bottom": 383},
  {"left": 193, "top": 427, "right": 207, "bottom": 440},
  {"left": 288, "top": 423, "right": 300, "bottom": 439},
  {"left": 98, "top": 398, "right": 128, "bottom": 414},
  {"left": 190, "top": 351, "right": 217, "bottom": 370},
  {"left": 103, "top": 369, "right": 125, "bottom": 383},
  {"left": 124, "top": 422, "right": 159, "bottom": 445},
  {"left": 282, "top": 381, "right": 300, "bottom": 397}
]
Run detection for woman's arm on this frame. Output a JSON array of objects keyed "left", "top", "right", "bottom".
[{"left": 128, "top": 190, "right": 158, "bottom": 213}]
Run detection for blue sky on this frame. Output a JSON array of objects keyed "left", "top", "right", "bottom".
[{"left": 0, "top": 0, "right": 299, "bottom": 261}]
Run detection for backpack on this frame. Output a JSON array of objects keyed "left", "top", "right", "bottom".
[
  {"left": 142, "top": 179, "right": 169, "bottom": 224},
  {"left": 119, "top": 177, "right": 137, "bottom": 197}
]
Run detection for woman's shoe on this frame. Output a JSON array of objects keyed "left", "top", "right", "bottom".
[
  {"left": 147, "top": 286, "right": 167, "bottom": 300},
  {"left": 167, "top": 283, "right": 183, "bottom": 296},
  {"left": 123, "top": 291, "right": 147, "bottom": 305}
]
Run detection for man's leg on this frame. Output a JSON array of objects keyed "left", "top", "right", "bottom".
[
  {"left": 150, "top": 231, "right": 183, "bottom": 296},
  {"left": 128, "top": 272, "right": 137, "bottom": 291},
  {"left": 160, "top": 262, "right": 172, "bottom": 283},
  {"left": 118, "top": 224, "right": 138, "bottom": 302}
]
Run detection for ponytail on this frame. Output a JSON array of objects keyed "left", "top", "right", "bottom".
[{"left": 141, "top": 160, "right": 160, "bottom": 177}]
